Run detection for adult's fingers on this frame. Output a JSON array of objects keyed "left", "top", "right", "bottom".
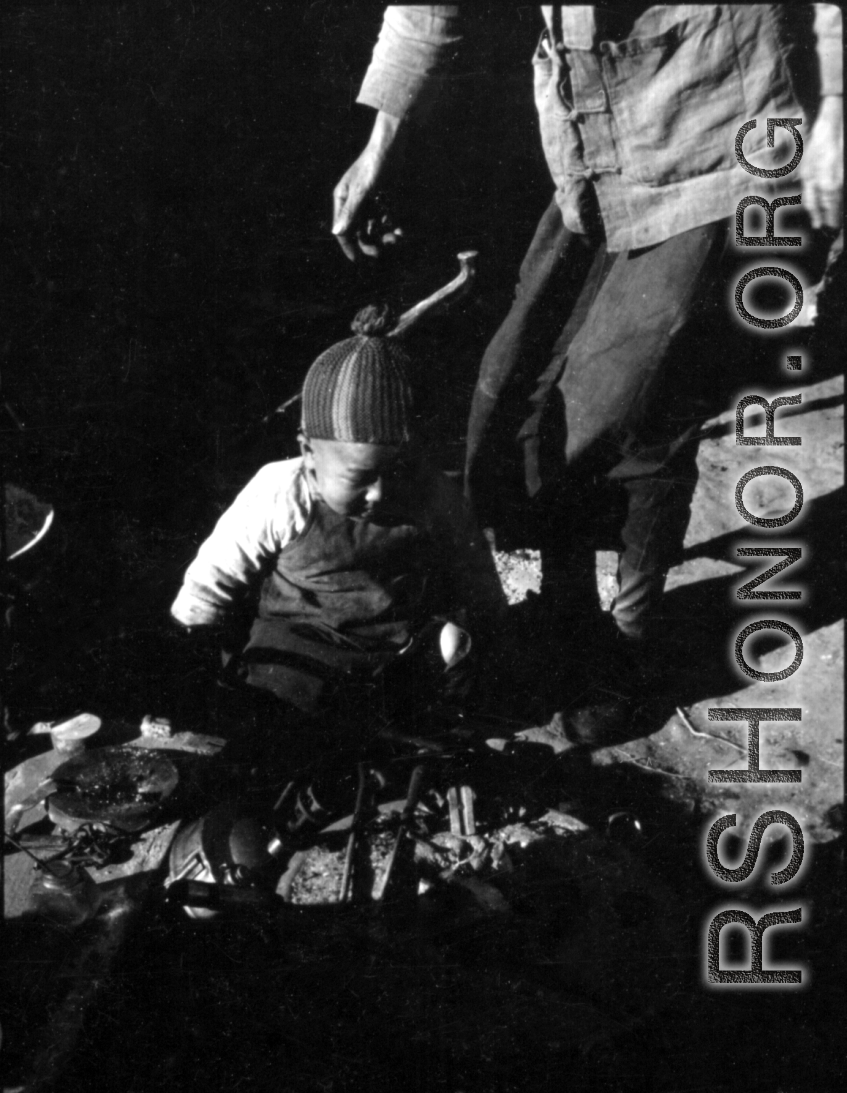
[
  {"left": 332, "top": 175, "right": 357, "bottom": 237},
  {"left": 349, "top": 214, "right": 404, "bottom": 259},
  {"left": 332, "top": 179, "right": 367, "bottom": 261},
  {"left": 333, "top": 168, "right": 378, "bottom": 260},
  {"left": 334, "top": 231, "right": 358, "bottom": 262}
]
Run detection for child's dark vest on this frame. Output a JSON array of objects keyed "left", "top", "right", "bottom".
[
  {"left": 259, "top": 497, "right": 436, "bottom": 646},
  {"left": 240, "top": 496, "right": 443, "bottom": 712}
]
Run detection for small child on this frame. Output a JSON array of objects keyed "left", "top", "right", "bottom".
[{"left": 171, "top": 307, "right": 507, "bottom": 749}]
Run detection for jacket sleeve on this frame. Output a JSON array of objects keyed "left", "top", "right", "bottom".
[
  {"left": 170, "top": 461, "right": 310, "bottom": 628},
  {"left": 357, "top": 5, "right": 463, "bottom": 121},
  {"left": 425, "top": 470, "right": 508, "bottom": 638}
]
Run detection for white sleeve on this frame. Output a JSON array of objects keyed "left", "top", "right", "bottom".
[
  {"left": 357, "top": 6, "right": 462, "bottom": 121},
  {"left": 170, "top": 460, "right": 311, "bottom": 627}
]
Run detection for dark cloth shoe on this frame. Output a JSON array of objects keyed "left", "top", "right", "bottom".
[{"left": 559, "top": 620, "right": 658, "bottom": 746}]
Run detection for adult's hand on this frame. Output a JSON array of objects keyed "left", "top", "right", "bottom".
[
  {"left": 332, "top": 109, "right": 405, "bottom": 260},
  {"left": 801, "top": 95, "right": 843, "bottom": 232}
]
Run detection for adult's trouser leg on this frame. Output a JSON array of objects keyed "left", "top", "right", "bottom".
[
  {"left": 465, "top": 200, "right": 726, "bottom": 644},
  {"left": 464, "top": 199, "right": 598, "bottom": 538},
  {"left": 553, "top": 220, "right": 728, "bottom": 641}
]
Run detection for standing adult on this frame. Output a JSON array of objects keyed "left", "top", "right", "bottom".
[{"left": 332, "top": 5, "right": 843, "bottom": 731}]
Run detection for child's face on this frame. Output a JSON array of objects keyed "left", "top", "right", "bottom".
[{"left": 300, "top": 436, "right": 417, "bottom": 520}]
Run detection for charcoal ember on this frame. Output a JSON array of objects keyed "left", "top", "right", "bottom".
[{"left": 283, "top": 819, "right": 397, "bottom": 905}]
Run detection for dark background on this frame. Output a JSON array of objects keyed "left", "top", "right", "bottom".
[{"left": 2, "top": 1, "right": 547, "bottom": 724}]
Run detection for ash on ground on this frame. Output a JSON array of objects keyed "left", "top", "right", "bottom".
[{"left": 493, "top": 547, "right": 618, "bottom": 609}]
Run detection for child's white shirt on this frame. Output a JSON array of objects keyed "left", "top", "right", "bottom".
[{"left": 171, "top": 458, "right": 312, "bottom": 627}]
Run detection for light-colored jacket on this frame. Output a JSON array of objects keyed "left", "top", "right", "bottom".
[{"left": 358, "top": 5, "right": 842, "bottom": 251}]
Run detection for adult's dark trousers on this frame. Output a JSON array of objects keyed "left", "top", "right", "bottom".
[{"left": 465, "top": 199, "right": 728, "bottom": 640}]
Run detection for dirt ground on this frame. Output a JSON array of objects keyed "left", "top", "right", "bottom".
[
  {"left": 2, "top": 4, "right": 844, "bottom": 1093},
  {"left": 496, "top": 368, "right": 844, "bottom": 844}
]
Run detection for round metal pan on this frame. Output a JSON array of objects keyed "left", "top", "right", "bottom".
[{"left": 47, "top": 745, "right": 179, "bottom": 832}]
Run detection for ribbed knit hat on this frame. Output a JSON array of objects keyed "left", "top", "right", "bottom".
[{"left": 301, "top": 305, "right": 414, "bottom": 444}]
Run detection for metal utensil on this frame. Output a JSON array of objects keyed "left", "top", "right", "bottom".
[{"left": 377, "top": 764, "right": 426, "bottom": 901}]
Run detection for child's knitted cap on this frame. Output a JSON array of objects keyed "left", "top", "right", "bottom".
[{"left": 301, "top": 305, "right": 414, "bottom": 445}]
